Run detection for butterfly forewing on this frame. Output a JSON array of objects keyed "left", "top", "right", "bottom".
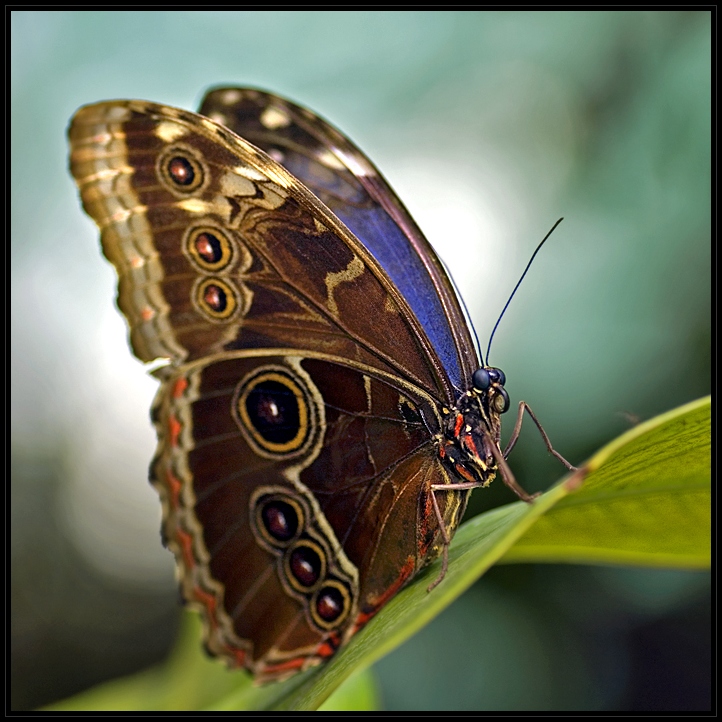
[{"left": 69, "top": 100, "right": 448, "bottom": 398}]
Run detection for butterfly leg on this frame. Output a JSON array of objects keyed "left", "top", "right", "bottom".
[
  {"left": 427, "top": 488, "right": 451, "bottom": 592},
  {"left": 488, "top": 441, "right": 540, "bottom": 502},
  {"left": 503, "top": 401, "right": 578, "bottom": 472}
]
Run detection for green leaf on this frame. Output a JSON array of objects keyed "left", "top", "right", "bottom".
[
  {"left": 501, "top": 395, "right": 711, "bottom": 568},
  {"left": 318, "top": 667, "right": 380, "bottom": 711},
  {"left": 44, "top": 396, "right": 710, "bottom": 711}
]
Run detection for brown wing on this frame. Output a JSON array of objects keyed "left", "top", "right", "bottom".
[
  {"left": 68, "top": 100, "right": 450, "bottom": 401},
  {"left": 151, "top": 350, "right": 469, "bottom": 681}
]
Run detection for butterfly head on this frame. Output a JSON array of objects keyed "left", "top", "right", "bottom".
[
  {"left": 470, "top": 367, "right": 510, "bottom": 414},
  {"left": 438, "top": 367, "right": 509, "bottom": 487}
]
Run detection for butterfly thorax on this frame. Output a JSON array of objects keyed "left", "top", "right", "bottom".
[{"left": 438, "top": 367, "right": 510, "bottom": 488}]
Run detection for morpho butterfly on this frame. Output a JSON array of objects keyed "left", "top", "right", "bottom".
[{"left": 68, "top": 87, "right": 575, "bottom": 682}]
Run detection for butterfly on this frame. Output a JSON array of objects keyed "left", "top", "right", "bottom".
[{"left": 68, "top": 87, "right": 575, "bottom": 683}]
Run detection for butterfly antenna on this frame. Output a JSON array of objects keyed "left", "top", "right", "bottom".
[{"left": 485, "top": 218, "right": 564, "bottom": 365}]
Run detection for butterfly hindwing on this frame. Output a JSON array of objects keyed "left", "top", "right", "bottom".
[{"left": 151, "top": 350, "right": 467, "bottom": 681}]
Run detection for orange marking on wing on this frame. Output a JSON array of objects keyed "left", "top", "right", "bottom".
[
  {"left": 263, "top": 657, "right": 307, "bottom": 676},
  {"left": 352, "top": 556, "right": 416, "bottom": 632},
  {"left": 177, "top": 527, "right": 196, "bottom": 571},
  {"left": 193, "top": 585, "right": 217, "bottom": 616},
  {"left": 172, "top": 377, "right": 188, "bottom": 398},
  {"left": 165, "top": 467, "right": 182, "bottom": 508},
  {"left": 228, "top": 647, "right": 246, "bottom": 667},
  {"left": 168, "top": 414, "right": 181, "bottom": 447},
  {"left": 190, "top": 585, "right": 246, "bottom": 667},
  {"left": 315, "top": 641, "right": 337, "bottom": 659}
]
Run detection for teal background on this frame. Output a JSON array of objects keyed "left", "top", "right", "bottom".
[{"left": 11, "top": 10, "right": 710, "bottom": 711}]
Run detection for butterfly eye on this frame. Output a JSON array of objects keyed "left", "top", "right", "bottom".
[
  {"left": 488, "top": 368, "right": 506, "bottom": 386},
  {"left": 472, "top": 368, "right": 491, "bottom": 390},
  {"left": 493, "top": 387, "right": 510, "bottom": 414}
]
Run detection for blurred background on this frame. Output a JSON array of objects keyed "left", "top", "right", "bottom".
[{"left": 11, "top": 10, "right": 710, "bottom": 711}]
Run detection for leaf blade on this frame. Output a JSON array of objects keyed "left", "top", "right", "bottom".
[{"left": 501, "top": 396, "right": 711, "bottom": 568}]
